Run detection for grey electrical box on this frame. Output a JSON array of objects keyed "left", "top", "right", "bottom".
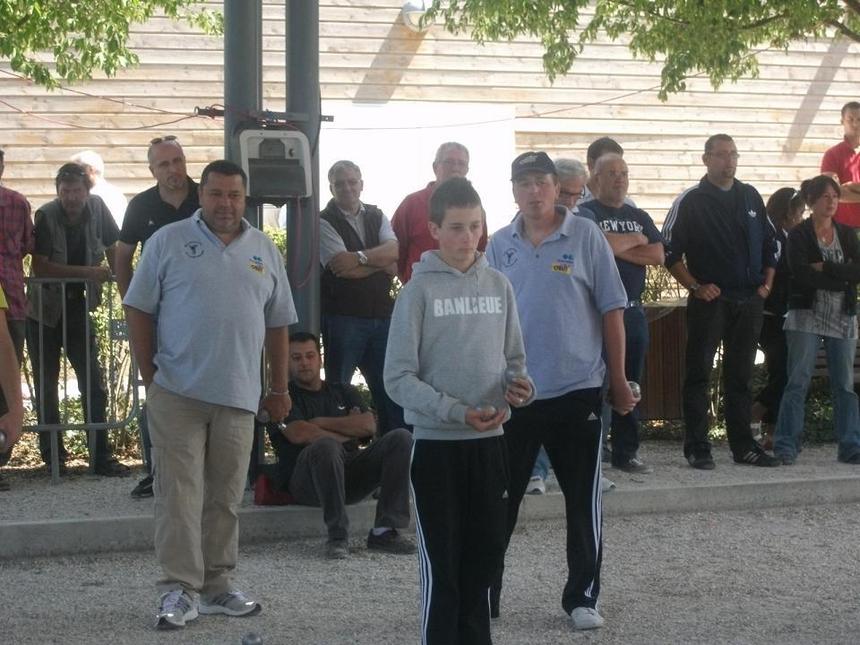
[{"left": 239, "top": 129, "right": 312, "bottom": 203}]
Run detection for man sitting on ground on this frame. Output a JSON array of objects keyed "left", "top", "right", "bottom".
[{"left": 267, "top": 332, "right": 414, "bottom": 559}]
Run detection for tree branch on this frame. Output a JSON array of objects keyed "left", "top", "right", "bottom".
[
  {"left": 613, "top": 2, "right": 789, "bottom": 31},
  {"left": 613, "top": 1, "right": 687, "bottom": 26},
  {"left": 827, "top": 18, "right": 860, "bottom": 42},
  {"left": 738, "top": 11, "right": 790, "bottom": 31},
  {"left": 843, "top": 0, "right": 860, "bottom": 18}
]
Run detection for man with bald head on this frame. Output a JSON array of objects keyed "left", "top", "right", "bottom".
[
  {"left": 392, "top": 142, "right": 487, "bottom": 283},
  {"left": 580, "top": 154, "right": 664, "bottom": 474},
  {"left": 116, "top": 135, "right": 200, "bottom": 498}
]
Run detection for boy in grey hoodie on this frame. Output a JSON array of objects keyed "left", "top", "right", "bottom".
[{"left": 384, "top": 177, "right": 534, "bottom": 645}]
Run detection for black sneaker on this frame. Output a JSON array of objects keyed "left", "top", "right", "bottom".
[
  {"left": 687, "top": 452, "right": 715, "bottom": 470},
  {"left": 94, "top": 458, "right": 131, "bottom": 477},
  {"left": 734, "top": 447, "right": 780, "bottom": 467},
  {"left": 366, "top": 529, "right": 416, "bottom": 554},
  {"left": 131, "top": 474, "right": 154, "bottom": 498},
  {"left": 615, "top": 457, "right": 654, "bottom": 474}
]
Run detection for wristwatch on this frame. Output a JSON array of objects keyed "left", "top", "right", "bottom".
[
  {"left": 356, "top": 250, "right": 369, "bottom": 266},
  {"left": 688, "top": 281, "right": 700, "bottom": 292}
]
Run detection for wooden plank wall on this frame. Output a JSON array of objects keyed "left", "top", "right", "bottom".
[{"left": 0, "top": 0, "right": 857, "bottom": 221}]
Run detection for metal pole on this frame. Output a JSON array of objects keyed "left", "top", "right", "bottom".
[
  {"left": 224, "top": 0, "right": 264, "bottom": 229},
  {"left": 285, "top": 0, "right": 321, "bottom": 335}
]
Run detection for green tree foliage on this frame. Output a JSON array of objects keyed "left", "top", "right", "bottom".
[
  {"left": 0, "top": 0, "right": 222, "bottom": 88},
  {"left": 426, "top": 1, "right": 860, "bottom": 99}
]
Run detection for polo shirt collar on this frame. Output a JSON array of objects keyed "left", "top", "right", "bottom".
[
  {"left": 841, "top": 135, "right": 860, "bottom": 151},
  {"left": 192, "top": 209, "right": 249, "bottom": 245},
  {"left": 337, "top": 202, "right": 365, "bottom": 219},
  {"left": 512, "top": 205, "right": 572, "bottom": 242}
]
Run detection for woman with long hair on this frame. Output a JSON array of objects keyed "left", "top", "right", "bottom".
[
  {"left": 750, "top": 188, "right": 805, "bottom": 448},
  {"left": 773, "top": 175, "right": 860, "bottom": 465}
]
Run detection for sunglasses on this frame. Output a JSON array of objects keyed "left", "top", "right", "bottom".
[
  {"left": 149, "top": 135, "right": 178, "bottom": 146},
  {"left": 58, "top": 166, "right": 87, "bottom": 179}
]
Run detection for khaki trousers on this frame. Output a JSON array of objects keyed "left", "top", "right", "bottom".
[{"left": 147, "top": 382, "right": 254, "bottom": 596}]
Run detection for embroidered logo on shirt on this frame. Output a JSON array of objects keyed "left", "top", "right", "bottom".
[
  {"left": 184, "top": 241, "right": 203, "bottom": 258},
  {"left": 502, "top": 247, "right": 518, "bottom": 267},
  {"left": 551, "top": 254, "right": 574, "bottom": 274},
  {"left": 249, "top": 256, "right": 265, "bottom": 274},
  {"left": 748, "top": 209, "right": 757, "bottom": 218}
]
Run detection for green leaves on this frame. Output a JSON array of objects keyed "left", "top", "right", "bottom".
[
  {"left": 0, "top": 0, "right": 222, "bottom": 89},
  {"left": 426, "top": 0, "right": 859, "bottom": 100}
]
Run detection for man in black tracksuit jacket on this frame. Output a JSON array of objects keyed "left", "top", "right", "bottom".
[{"left": 662, "top": 134, "right": 780, "bottom": 470}]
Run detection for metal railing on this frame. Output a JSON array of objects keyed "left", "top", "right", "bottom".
[{"left": 24, "top": 276, "right": 140, "bottom": 484}]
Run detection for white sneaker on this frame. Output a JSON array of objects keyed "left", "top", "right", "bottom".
[
  {"left": 525, "top": 475, "right": 546, "bottom": 495},
  {"left": 601, "top": 476, "right": 616, "bottom": 493},
  {"left": 199, "top": 589, "right": 262, "bottom": 617},
  {"left": 570, "top": 606, "right": 604, "bottom": 630},
  {"left": 156, "top": 589, "right": 198, "bottom": 630}
]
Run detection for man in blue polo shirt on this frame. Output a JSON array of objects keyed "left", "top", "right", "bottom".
[
  {"left": 124, "top": 160, "right": 297, "bottom": 631},
  {"left": 581, "top": 153, "right": 664, "bottom": 474},
  {"left": 487, "top": 151, "right": 636, "bottom": 631}
]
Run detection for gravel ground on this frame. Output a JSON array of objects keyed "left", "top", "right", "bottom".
[
  {"left": 2, "top": 440, "right": 857, "bottom": 523},
  {"left": 2, "top": 503, "right": 858, "bottom": 645}
]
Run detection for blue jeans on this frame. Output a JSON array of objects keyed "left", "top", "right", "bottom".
[
  {"left": 774, "top": 330, "right": 860, "bottom": 462},
  {"left": 610, "top": 306, "right": 648, "bottom": 466},
  {"left": 530, "top": 445, "right": 550, "bottom": 480},
  {"left": 321, "top": 314, "right": 405, "bottom": 435}
]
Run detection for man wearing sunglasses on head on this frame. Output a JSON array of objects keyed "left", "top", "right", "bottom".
[{"left": 116, "top": 135, "right": 200, "bottom": 499}]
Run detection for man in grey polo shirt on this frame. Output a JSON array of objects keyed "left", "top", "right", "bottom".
[
  {"left": 487, "top": 151, "right": 636, "bottom": 632},
  {"left": 124, "top": 160, "right": 297, "bottom": 631}
]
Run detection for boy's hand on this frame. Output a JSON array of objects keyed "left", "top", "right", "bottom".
[
  {"left": 504, "top": 378, "right": 532, "bottom": 408},
  {"left": 609, "top": 381, "right": 638, "bottom": 415},
  {"left": 465, "top": 406, "right": 508, "bottom": 432}
]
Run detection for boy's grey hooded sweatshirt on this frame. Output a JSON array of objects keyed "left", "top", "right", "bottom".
[{"left": 384, "top": 250, "right": 536, "bottom": 440}]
